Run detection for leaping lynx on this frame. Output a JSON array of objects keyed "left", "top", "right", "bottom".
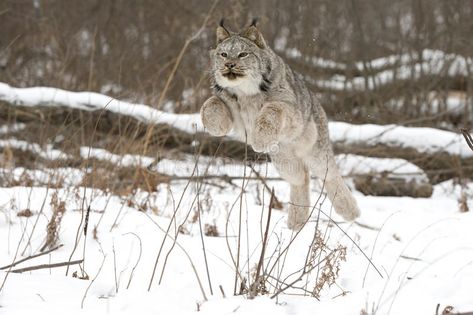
[{"left": 200, "top": 20, "right": 360, "bottom": 229}]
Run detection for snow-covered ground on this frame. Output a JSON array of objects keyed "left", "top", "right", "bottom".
[{"left": 0, "top": 156, "right": 472, "bottom": 315}]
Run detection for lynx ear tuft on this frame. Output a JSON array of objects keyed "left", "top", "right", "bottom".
[
  {"left": 216, "top": 18, "right": 231, "bottom": 44},
  {"left": 242, "top": 21, "right": 266, "bottom": 49}
]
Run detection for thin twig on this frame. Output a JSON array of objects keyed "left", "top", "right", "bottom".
[
  {"left": 112, "top": 241, "right": 118, "bottom": 293},
  {"left": 123, "top": 232, "right": 142, "bottom": 290},
  {"left": 81, "top": 255, "right": 106, "bottom": 309},
  {"left": 9, "top": 259, "right": 83, "bottom": 273},
  {"left": 219, "top": 284, "right": 226, "bottom": 298},
  {"left": 249, "top": 165, "right": 283, "bottom": 209},
  {"left": 0, "top": 244, "right": 63, "bottom": 270},
  {"left": 234, "top": 134, "right": 248, "bottom": 295},
  {"left": 197, "top": 172, "right": 214, "bottom": 295},
  {"left": 249, "top": 188, "right": 274, "bottom": 298},
  {"left": 81, "top": 205, "right": 91, "bottom": 278}
]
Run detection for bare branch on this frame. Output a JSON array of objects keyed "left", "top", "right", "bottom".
[
  {"left": 0, "top": 244, "right": 64, "bottom": 271},
  {"left": 9, "top": 259, "right": 83, "bottom": 273}
]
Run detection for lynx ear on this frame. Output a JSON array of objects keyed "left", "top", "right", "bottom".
[
  {"left": 216, "top": 19, "right": 230, "bottom": 44},
  {"left": 241, "top": 19, "right": 266, "bottom": 49}
]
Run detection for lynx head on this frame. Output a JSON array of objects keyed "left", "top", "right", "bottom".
[{"left": 211, "top": 19, "right": 272, "bottom": 96}]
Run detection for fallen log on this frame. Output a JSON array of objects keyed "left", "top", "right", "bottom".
[{"left": 1, "top": 97, "right": 472, "bottom": 197}]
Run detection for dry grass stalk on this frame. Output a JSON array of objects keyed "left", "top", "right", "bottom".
[
  {"left": 40, "top": 191, "right": 66, "bottom": 252},
  {"left": 312, "top": 244, "right": 347, "bottom": 299},
  {"left": 249, "top": 189, "right": 275, "bottom": 299},
  {"left": 10, "top": 259, "right": 83, "bottom": 273},
  {"left": 0, "top": 244, "right": 63, "bottom": 271}
]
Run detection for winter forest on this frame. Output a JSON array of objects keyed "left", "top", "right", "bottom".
[{"left": 0, "top": 1, "right": 472, "bottom": 314}]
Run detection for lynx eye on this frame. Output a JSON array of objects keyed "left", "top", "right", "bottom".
[
  {"left": 238, "top": 52, "right": 248, "bottom": 58},
  {"left": 220, "top": 52, "right": 228, "bottom": 58}
]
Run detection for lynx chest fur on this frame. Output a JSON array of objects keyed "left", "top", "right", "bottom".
[
  {"left": 220, "top": 91, "right": 265, "bottom": 143},
  {"left": 200, "top": 20, "right": 361, "bottom": 229}
]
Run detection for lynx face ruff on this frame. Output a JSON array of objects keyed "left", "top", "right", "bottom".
[{"left": 200, "top": 21, "right": 360, "bottom": 229}]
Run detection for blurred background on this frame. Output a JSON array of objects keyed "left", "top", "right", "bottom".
[
  {"left": 1, "top": 0, "right": 472, "bottom": 126},
  {"left": 1, "top": 0, "right": 472, "bottom": 194}
]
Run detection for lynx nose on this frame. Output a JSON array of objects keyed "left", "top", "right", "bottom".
[{"left": 225, "top": 62, "right": 236, "bottom": 69}]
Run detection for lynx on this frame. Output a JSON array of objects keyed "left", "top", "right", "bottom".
[{"left": 200, "top": 20, "right": 360, "bottom": 229}]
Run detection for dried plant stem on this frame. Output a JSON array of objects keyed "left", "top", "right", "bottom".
[
  {"left": 0, "top": 244, "right": 63, "bottom": 270},
  {"left": 112, "top": 242, "right": 118, "bottom": 293},
  {"left": 249, "top": 189, "right": 274, "bottom": 298},
  {"left": 197, "top": 180, "right": 214, "bottom": 295},
  {"left": 9, "top": 259, "right": 83, "bottom": 273},
  {"left": 81, "top": 255, "right": 106, "bottom": 309},
  {"left": 219, "top": 285, "right": 226, "bottom": 298},
  {"left": 234, "top": 137, "right": 248, "bottom": 295},
  {"left": 249, "top": 165, "right": 283, "bottom": 209},
  {"left": 123, "top": 232, "right": 142, "bottom": 289}
]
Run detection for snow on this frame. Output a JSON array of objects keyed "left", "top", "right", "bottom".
[
  {"left": 0, "top": 157, "right": 472, "bottom": 314},
  {"left": 336, "top": 154, "right": 428, "bottom": 183},
  {"left": 0, "top": 138, "right": 70, "bottom": 160},
  {"left": 80, "top": 147, "right": 155, "bottom": 168},
  {"left": 330, "top": 122, "right": 472, "bottom": 158},
  {"left": 0, "top": 82, "right": 203, "bottom": 134},
  {"left": 0, "top": 124, "right": 26, "bottom": 135},
  {"left": 3, "top": 167, "right": 84, "bottom": 186}
]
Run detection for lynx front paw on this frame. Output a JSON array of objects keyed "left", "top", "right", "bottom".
[
  {"left": 200, "top": 97, "right": 233, "bottom": 136},
  {"left": 252, "top": 105, "right": 282, "bottom": 153}
]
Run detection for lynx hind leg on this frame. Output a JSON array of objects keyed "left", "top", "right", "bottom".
[
  {"left": 200, "top": 96, "right": 233, "bottom": 136},
  {"left": 310, "top": 153, "right": 360, "bottom": 221},
  {"left": 272, "top": 154, "right": 310, "bottom": 230}
]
